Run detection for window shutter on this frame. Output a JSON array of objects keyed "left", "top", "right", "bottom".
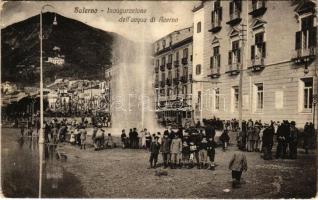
[
  {"left": 218, "top": 54, "right": 221, "bottom": 68},
  {"left": 229, "top": 2, "right": 233, "bottom": 15},
  {"left": 237, "top": 49, "right": 241, "bottom": 63},
  {"left": 212, "top": 11, "right": 215, "bottom": 23},
  {"left": 219, "top": 7, "right": 223, "bottom": 21},
  {"left": 262, "top": 42, "right": 266, "bottom": 58},
  {"left": 210, "top": 57, "right": 214, "bottom": 69},
  {"left": 251, "top": 45, "right": 255, "bottom": 60},
  {"left": 309, "top": 27, "right": 317, "bottom": 47},
  {"left": 237, "top": 0, "right": 242, "bottom": 12},
  {"left": 228, "top": 51, "right": 232, "bottom": 65},
  {"left": 295, "top": 31, "right": 301, "bottom": 50}
]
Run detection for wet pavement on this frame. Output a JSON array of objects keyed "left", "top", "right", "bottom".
[{"left": 1, "top": 128, "right": 87, "bottom": 198}]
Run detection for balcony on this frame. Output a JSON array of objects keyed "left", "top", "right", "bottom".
[
  {"left": 154, "top": 66, "right": 159, "bottom": 73},
  {"left": 248, "top": 57, "right": 265, "bottom": 72},
  {"left": 166, "top": 78, "right": 172, "bottom": 86},
  {"left": 181, "top": 57, "right": 188, "bottom": 65},
  {"left": 174, "top": 60, "right": 180, "bottom": 67},
  {"left": 160, "top": 64, "right": 165, "bottom": 71},
  {"left": 292, "top": 47, "right": 316, "bottom": 64},
  {"left": 160, "top": 80, "right": 165, "bottom": 88},
  {"left": 173, "top": 77, "right": 179, "bottom": 85},
  {"left": 180, "top": 76, "right": 188, "bottom": 84},
  {"left": 209, "top": 67, "right": 221, "bottom": 79},
  {"left": 154, "top": 81, "right": 159, "bottom": 88},
  {"left": 167, "top": 62, "right": 172, "bottom": 70},
  {"left": 209, "top": 20, "right": 222, "bottom": 33},
  {"left": 249, "top": 0, "right": 267, "bottom": 17},
  {"left": 226, "top": 10, "right": 242, "bottom": 26},
  {"left": 226, "top": 63, "right": 240, "bottom": 76}
]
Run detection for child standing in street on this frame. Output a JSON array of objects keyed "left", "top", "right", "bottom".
[
  {"left": 182, "top": 141, "right": 190, "bottom": 168},
  {"left": 207, "top": 137, "right": 217, "bottom": 170},
  {"left": 229, "top": 151, "right": 248, "bottom": 188},
  {"left": 199, "top": 137, "right": 208, "bottom": 169},
  {"left": 149, "top": 136, "right": 160, "bottom": 169}
]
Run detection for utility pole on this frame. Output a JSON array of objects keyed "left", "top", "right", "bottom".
[{"left": 239, "top": 23, "right": 247, "bottom": 129}]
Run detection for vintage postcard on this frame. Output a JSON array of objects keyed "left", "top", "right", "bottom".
[{"left": 1, "top": 0, "right": 317, "bottom": 198}]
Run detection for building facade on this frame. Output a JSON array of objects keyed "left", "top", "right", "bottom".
[
  {"left": 153, "top": 27, "right": 194, "bottom": 127},
  {"left": 191, "top": 0, "right": 317, "bottom": 128}
]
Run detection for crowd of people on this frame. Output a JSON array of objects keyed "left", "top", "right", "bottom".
[{"left": 235, "top": 119, "right": 316, "bottom": 160}]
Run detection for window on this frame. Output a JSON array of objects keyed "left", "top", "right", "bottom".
[
  {"left": 197, "top": 22, "right": 201, "bottom": 33},
  {"left": 161, "top": 72, "right": 165, "bottom": 82},
  {"left": 156, "top": 59, "right": 159, "bottom": 67},
  {"left": 174, "top": 86, "right": 178, "bottom": 95},
  {"left": 183, "top": 67, "right": 188, "bottom": 77},
  {"left": 168, "top": 70, "right": 172, "bottom": 80},
  {"left": 233, "top": 86, "right": 239, "bottom": 110},
  {"left": 168, "top": 54, "right": 172, "bottom": 64},
  {"left": 251, "top": 32, "right": 266, "bottom": 60},
  {"left": 182, "top": 85, "right": 188, "bottom": 95},
  {"left": 215, "top": 88, "right": 220, "bottom": 110},
  {"left": 175, "top": 68, "right": 179, "bottom": 78},
  {"left": 160, "top": 89, "right": 165, "bottom": 96},
  {"left": 256, "top": 83, "right": 264, "bottom": 110},
  {"left": 167, "top": 88, "right": 172, "bottom": 96},
  {"left": 211, "top": 1, "right": 222, "bottom": 28},
  {"left": 196, "top": 64, "right": 201, "bottom": 75},
  {"left": 161, "top": 57, "right": 166, "bottom": 66},
  {"left": 183, "top": 48, "right": 188, "bottom": 58},
  {"left": 302, "top": 78, "right": 313, "bottom": 110},
  {"left": 229, "top": 40, "right": 241, "bottom": 67},
  {"left": 155, "top": 74, "right": 159, "bottom": 82},
  {"left": 162, "top": 40, "right": 166, "bottom": 49},
  {"left": 296, "top": 15, "right": 316, "bottom": 51},
  {"left": 176, "top": 51, "right": 179, "bottom": 61},
  {"left": 252, "top": 0, "right": 266, "bottom": 10},
  {"left": 211, "top": 46, "right": 221, "bottom": 70},
  {"left": 229, "top": 0, "right": 242, "bottom": 19},
  {"left": 197, "top": 91, "right": 202, "bottom": 108}
]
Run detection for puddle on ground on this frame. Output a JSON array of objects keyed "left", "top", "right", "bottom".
[{"left": 1, "top": 128, "right": 87, "bottom": 198}]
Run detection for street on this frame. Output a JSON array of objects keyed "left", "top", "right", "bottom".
[{"left": 58, "top": 141, "right": 316, "bottom": 198}]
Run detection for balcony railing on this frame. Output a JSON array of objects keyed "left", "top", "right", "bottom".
[
  {"left": 227, "top": 9, "right": 242, "bottom": 26},
  {"left": 173, "top": 77, "right": 179, "bottom": 85},
  {"left": 181, "top": 57, "right": 188, "bottom": 65},
  {"left": 174, "top": 60, "right": 180, "bottom": 67},
  {"left": 160, "top": 64, "right": 165, "bottom": 71},
  {"left": 226, "top": 63, "right": 240, "bottom": 75},
  {"left": 248, "top": 57, "right": 265, "bottom": 72},
  {"left": 160, "top": 80, "right": 165, "bottom": 88},
  {"left": 180, "top": 75, "right": 188, "bottom": 83},
  {"left": 167, "top": 62, "right": 172, "bottom": 70},
  {"left": 154, "top": 81, "right": 159, "bottom": 88},
  {"left": 166, "top": 78, "right": 172, "bottom": 86},
  {"left": 154, "top": 66, "right": 159, "bottom": 73},
  {"left": 209, "top": 67, "right": 221, "bottom": 79},
  {"left": 292, "top": 47, "right": 316, "bottom": 64},
  {"left": 249, "top": 0, "right": 267, "bottom": 17}
]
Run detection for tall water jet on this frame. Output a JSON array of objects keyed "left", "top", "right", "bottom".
[{"left": 110, "top": 34, "right": 159, "bottom": 134}]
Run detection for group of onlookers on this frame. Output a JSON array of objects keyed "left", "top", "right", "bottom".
[
  {"left": 236, "top": 119, "right": 316, "bottom": 160},
  {"left": 145, "top": 126, "right": 218, "bottom": 170}
]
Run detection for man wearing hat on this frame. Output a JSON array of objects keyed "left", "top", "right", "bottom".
[
  {"left": 289, "top": 121, "right": 299, "bottom": 159},
  {"left": 262, "top": 123, "right": 274, "bottom": 160},
  {"left": 149, "top": 136, "right": 161, "bottom": 168},
  {"left": 160, "top": 132, "right": 171, "bottom": 168},
  {"left": 170, "top": 134, "right": 183, "bottom": 169}
]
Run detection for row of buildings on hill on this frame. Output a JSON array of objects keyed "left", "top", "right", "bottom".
[{"left": 152, "top": 0, "right": 317, "bottom": 128}]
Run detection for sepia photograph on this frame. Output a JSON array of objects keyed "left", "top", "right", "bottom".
[{"left": 1, "top": 0, "right": 317, "bottom": 198}]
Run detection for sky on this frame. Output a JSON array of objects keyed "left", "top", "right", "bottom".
[{"left": 1, "top": 1, "right": 198, "bottom": 42}]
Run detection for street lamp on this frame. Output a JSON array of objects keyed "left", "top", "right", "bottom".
[
  {"left": 39, "top": 4, "right": 56, "bottom": 144},
  {"left": 39, "top": 4, "right": 56, "bottom": 198}
]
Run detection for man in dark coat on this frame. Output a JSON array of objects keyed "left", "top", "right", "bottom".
[
  {"left": 129, "top": 129, "right": 133, "bottom": 148},
  {"left": 149, "top": 137, "right": 161, "bottom": 168},
  {"left": 262, "top": 124, "right": 274, "bottom": 160},
  {"left": 161, "top": 133, "right": 171, "bottom": 168},
  {"left": 205, "top": 124, "right": 216, "bottom": 140},
  {"left": 289, "top": 121, "right": 298, "bottom": 159},
  {"left": 276, "top": 121, "right": 289, "bottom": 159}
]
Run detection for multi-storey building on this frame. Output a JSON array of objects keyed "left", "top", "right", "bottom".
[
  {"left": 191, "top": 0, "right": 317, "bottom": 128},
  {"left": 153, "top": 27, "right": 194, "bottom": 127}
]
